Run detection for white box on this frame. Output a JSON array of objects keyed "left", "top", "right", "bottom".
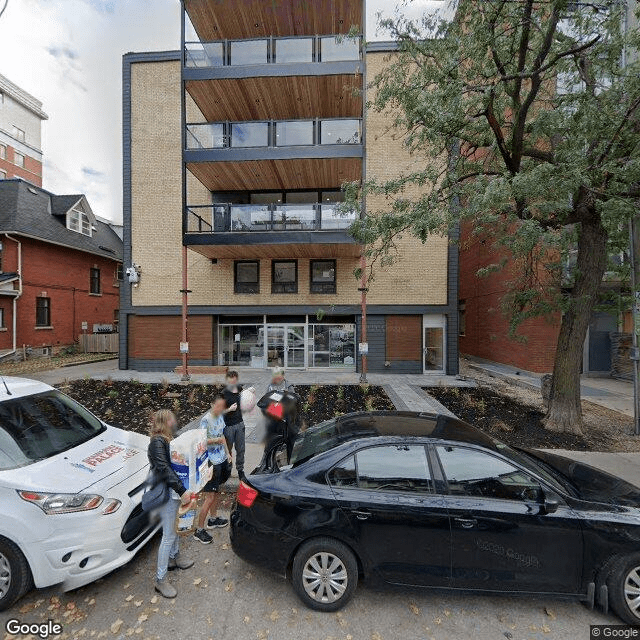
[{"left": 170, "top": 429, "right": 208, "bottom": 493}]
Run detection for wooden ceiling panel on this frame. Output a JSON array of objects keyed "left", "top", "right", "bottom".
[
  {"left": 186, "top": 75, "right": 362, "bottom": 122},
  {"left": 185, "top": 0, "right": 363, "bottom": 40},
  {"left": 188, "top": 242, "right": 361, "bottom": 260},
  {"left": 187, "top": 158, "right": 362, "bottom": 191}
]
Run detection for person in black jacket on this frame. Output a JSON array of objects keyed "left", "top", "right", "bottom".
[
  {"left": 148, "top": 409, "right": 195, "bottom": 598},
  {"left": 221, "top": 370, "right": 254, "bottom": 481}
]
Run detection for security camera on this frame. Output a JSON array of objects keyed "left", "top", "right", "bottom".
[{"left": 126, "top": 266, "right": 140, "bottom": 284}]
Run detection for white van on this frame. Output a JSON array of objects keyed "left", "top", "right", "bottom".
[{"left": 0, "top": 377, "right": 158, "bottom": 610}]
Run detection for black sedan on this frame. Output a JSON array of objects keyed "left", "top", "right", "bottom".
[{"left": 230, "top": 411, "right": 640, "bottom": 623}]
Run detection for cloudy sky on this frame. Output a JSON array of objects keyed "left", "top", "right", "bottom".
[{"left": 0, "top": 0, "right": 448, "bottom": 223}]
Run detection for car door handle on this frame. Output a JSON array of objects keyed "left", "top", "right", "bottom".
[
  {"left": 454, "top": 517, "right": 477, "bottom": 529},
  {"left": 350, "top": 510, "right": 371, "bottom": 521}
]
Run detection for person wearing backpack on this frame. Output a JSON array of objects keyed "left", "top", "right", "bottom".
[{"left": 147, "top": 409, "right": 195, "bottom": 598}]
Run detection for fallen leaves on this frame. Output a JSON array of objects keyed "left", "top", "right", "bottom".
[
  {"left": 193, "top": 577, "right": 203, "bottom": 586},
  {"left": 110, "top": 619, "right": 124, "bottom": 635},
  {"left": 544, "top": 606, "right": 557, "bottom": 620},
  {"left": 268, "top": 610, "right": 280, "bottom": 622},
  {"left": 224, "top": 581, "right": 234, "bottom": 592},
  {"left": 243, "top": 616, "right": 251, "bottom": 624},
  {"left": 409, "top": 603, "right": 420, "bottom": 616},
  {"left": 125, "top": 595, "right": 134, "bottom": 602}
]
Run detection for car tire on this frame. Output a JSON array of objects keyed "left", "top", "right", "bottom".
[
  {"left": 606, "top": 553, "right": 640, "bottom": 625},
  {"left": 0, "top": 536, "right": 33, "bottom": 611},
  {"left": 291, "top": 537, "right": 358, "bottom": 612}
]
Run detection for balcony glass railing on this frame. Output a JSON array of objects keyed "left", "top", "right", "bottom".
[
  {"left": 184, "top": 35, "right": 361, "bottom": 68},
  {"left": 186, "top": 118, "right": 361, "bottom": 150},
  {"left": 186, "top": 203, "right": 358, "bottom": 234}
]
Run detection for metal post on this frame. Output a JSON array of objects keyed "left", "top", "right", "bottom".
[
  {"left": 359, "top": 254, "right": 368, "bottom": 383},
  {"left": 180, "top": 245, "right": 190, "bottom": 382},
  {"left": 629, "top": 217, "right": 640, "bottom": 435}
]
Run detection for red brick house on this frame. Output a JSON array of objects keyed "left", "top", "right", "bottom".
[{"left": 0, "top": 179, "right": 122, "bottom": 358}]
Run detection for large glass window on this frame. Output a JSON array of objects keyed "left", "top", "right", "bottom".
[
  {"left": 436, "top": 446, "right": 543, "bottom": 502},
  {"left": 272, "top": 260, "right": 298, "bottom": 294},
  {"left": 310, "top": 260, "right": 336, "bottom": 294},
  {"left": 275, "top": 37, "right": 313, "bottom": 63},
  {"left": 90, "top": 267, "right": 101, "bottom": 295},
  {"left": 320, "top": 119, "right": 361, "bottom": 145},
  {"left": 275, "top": 121, "right": 314, "bottom": 146},
  {"left": 320, "top": 35, "right": 360, "bottom": 61},
  {"left": 219, "top": 325, "right": 262, "bottom": 367},
  {"left": 231, "top": 122, "right": 269, "bottom": 147},
  {"left": 234, "top": 261, "right": 260, "bottom": 294},
  {"left": 308, "top": 324, "right": 355, "bottom": 367},
  {"left": 14, "top": 152, "right": 25, "bottom": 168},
  {"left": 230, "top": 39, "right": 269, "bottom": 65}
]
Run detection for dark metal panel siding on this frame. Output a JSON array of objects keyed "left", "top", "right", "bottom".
[{"left": 447, "top": 222, "right": 460, "bottom": 376}]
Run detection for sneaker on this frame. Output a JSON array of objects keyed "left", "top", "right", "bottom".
[
  {"left": 193, "top": 528, "right": 213, "bottom": 544},
  {"left": 154, "top": 577, "right": 177, "bottom": 599},
  {"left": 206, "top": 517, "right": 229, "bottom": 529}
]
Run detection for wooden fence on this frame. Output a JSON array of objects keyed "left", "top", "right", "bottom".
[{"left": 79, "top": 333, "right": 119, "bottom": 354}]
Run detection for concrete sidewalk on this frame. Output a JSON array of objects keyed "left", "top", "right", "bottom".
[{"left": 465, "top": 357, "right": 634, "bottom": 417}]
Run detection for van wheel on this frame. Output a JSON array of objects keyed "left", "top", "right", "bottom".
[
  {"left": 291, "top": 537, "right": 358, "bottom": 612},
  {"left": 606, "top": 553, "right": 640, "bottom": 625},
  {"left": 0, "top": 537, "right": 32, "bottom": 611}
]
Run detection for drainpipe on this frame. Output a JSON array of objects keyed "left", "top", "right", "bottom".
[
  {"left": 5, "top": 234, "right": 22, "bottom": 357},
  {"left": 180, "top": 245, "right": 191, "bottom": 381}
]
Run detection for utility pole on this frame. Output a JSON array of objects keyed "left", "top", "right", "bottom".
[
  {"left": 358, "top": 254, "right": 368, "bottom": 383},
  {"left": 630, "top": 217, "right": 640, "bottom": 435},
  {"left": 180, "top": 246, "right": 191, "bottom": 382}
]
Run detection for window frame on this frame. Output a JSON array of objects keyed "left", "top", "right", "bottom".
[
  {"left": 0, "top": 307, "right": 4, "bottom": 329},
  {"left": 271, "top": 259, "right": 298, "bottom": 294},
  {"left": 459, "top": 300, "right": 466, "bottom": 337},
  {"left": 13, "top": 151, "right": 24, "bottom": 168},
  {"left": 234, "top": 260, "right": 260, "bottom": 294},
  {"left": 327, "top": 443, "right": 434, "bottom": 495},
  {"left": 310, "top": 259, "right": 337, "bottom": 294},
  {"left": 89, "top": 267, "right": 101, "bottom": 295},
  {"left": 12, "top": 126, "right": 25, "bottom": 143},
  {"left": 0, "top": 144, "right": 6, "bottom": 160},
  {"left": 35, "top": 297, "right": 51, "bottom": 328}
]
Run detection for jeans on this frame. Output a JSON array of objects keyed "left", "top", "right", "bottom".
[
  {"left": 224, "top": 421, "right": 245, "bottom": 473},
  {"left": 156, "top": 497, "right": 180, "bottom": 580}
]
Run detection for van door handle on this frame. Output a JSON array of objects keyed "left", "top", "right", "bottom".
[
  {"left": 454, "top": 517, "right": 477, "bottom": 529},
  {"left": 350, "top": 510, "right": 371, "bottom": 521}
]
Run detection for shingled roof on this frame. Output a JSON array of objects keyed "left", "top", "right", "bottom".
[{"left": 0, "top": 179, "right": 122, "bottom": 261}]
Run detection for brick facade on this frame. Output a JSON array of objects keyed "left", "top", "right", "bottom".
[
  {"left": 0, "top": 235, "right": 121, "bottom": 352},
  {"left": 0, "top": 144, "right": 43, "bottom": 186}
]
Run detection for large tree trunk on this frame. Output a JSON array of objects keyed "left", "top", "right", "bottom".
[{"left": 543, "top": 207, "right": 609, "bottom": 435}]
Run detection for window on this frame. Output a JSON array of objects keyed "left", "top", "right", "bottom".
[
  {"left": 0, "top": 308, "right": 4, "bottom": 328},
  {"left": 14, "top": 152, "right": 24, "bottom": 168},
  {"left": 0, "top": 144, "right": 5, "bottom": 160},
  {"left": 310, "top": 260, "right": 337, "bottom": 294},
  {"left": 234, "top": 261, "right": 260, "bottom": 294},
  {"left": 459, "top": 300, "right": 466, "bottom": 337},
  {"left": 90, "top": 268, "right": 101, "bottom": 294},
  {"left": 272, "top": 260, "right": 297, "bottom": 294},
  {"left": 0, "top": 170, "right": 5, "bottom": 181},
  {"left": 436, "top": 446, "right": 543, "bottom": 502},
  {"left": 12, "top": 126, "right": 25, "bottom": 143},
  {"left": 115, "top": 264, "right": 124, "bottom": 281},
  {"left": 36, "top": 297, "right": 51, "bottom": 327},
  {"left": 68, "top": 207, "right": 92, "bottom": 236},
  {"left": 328, "top": 445, "right": 432, "bottom": 494}
]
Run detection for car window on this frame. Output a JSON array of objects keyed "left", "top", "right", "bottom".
[
  {"left": 437, "top": 446, "right": 543, "bottom": 502},
  {"left": 0, "top": 391, "right": 105, "bottom": 470},
  {"left": 329, "top": 445, "right": 432, "bottom": 494}
]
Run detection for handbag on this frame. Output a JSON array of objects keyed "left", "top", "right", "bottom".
[{"left": 141, "top": 473, "right": 169, "bottom": 512}]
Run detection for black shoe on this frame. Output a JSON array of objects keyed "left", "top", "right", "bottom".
[
  {"left": 238, "top": 471, "right": 247, "bottom": 482},
  {"left": 206, "top": 517, "right": 229, "bottom": 529},
  {"left": 193, "top": 529, "right": 213, "bottom": 544}
]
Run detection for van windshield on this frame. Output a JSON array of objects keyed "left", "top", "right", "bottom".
[{"left": 0, "top": 390, "right": 105, "bottom": 470}]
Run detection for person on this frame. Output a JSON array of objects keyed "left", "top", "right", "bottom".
[
  {"left": 267, "top": 366, "right": 293, "bottom": 393},
  {"left": 147, "top": 409, "right": 195, "bottom": 599},
  {"left": 195, "top": 396, "right": 232, "bottom": 543},
  {"left": 221, "top": 370, "right": 254, "bottom": 481}
]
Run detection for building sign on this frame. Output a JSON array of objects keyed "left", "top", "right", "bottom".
[
  {"left": 358, "top": 342, "right": 369, "bottom": 355},
  {"left": 180, "top": 342, "right": 189, "bottom": 354}
]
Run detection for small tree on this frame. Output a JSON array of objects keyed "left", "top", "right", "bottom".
[{"left": 348, "top": 0, "right": 640, "bottom": 434}]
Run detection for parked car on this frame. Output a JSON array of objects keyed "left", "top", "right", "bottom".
[
  {"left": 0, "top": 377, "right": 157, "bottom": 610},
  {"left": 231, "top": 410, "right": 640, "bottom": 623}
]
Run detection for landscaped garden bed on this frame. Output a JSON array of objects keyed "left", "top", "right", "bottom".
[{"left": 428, "top": 385, "right": 633, "bottom": 452}]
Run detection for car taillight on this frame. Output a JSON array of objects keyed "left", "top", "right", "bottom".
[
  {"left": 237, "top": 481, "right": 258, "bottom": 508},
  {"left": 265, "top": 402, "right": 284, "bottom": 420}
]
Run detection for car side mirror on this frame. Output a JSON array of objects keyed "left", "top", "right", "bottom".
[{"left": 541, "top": 494, "right": 560, "bottom": 515}]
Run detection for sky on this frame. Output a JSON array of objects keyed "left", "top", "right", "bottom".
[{"left": 0, "top": 0, "right": 448, "bottom": 223}]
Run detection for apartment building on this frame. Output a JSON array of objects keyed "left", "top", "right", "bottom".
[
  {"left": 120, "top": 0, "right": 458, "bottom": 375},
  {"left": 0, "top": 74, "right": 48, "bottom": 186}
]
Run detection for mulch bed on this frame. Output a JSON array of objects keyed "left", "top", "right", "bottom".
[
  {"left": 427, "top": 386, "right": 611, "bottom": 451},
  {"left": 296, "top": 384, "right": 395, "bottom": 427}
]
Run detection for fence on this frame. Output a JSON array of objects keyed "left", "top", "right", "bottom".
[{"left": 79, "top": 333, "right": 119, "bottom": 354}]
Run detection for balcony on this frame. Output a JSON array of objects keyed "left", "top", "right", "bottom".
[{"left": 184, "top": 203, "right": 361, "bottom": 259}]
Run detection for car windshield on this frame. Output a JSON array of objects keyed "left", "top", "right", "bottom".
[
  {"left": 290, "top": 419, "right": 341, "bottom": 467},
  {"left": 0, "top": 390, "right": 105, "bottom": 471}
]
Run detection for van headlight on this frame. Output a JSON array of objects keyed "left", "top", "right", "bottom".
[{"left": 18, "top": 490, "right": 103, "bottom": 514}]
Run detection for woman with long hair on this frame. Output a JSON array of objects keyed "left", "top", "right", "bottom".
[{"left": 148, "top": 409, "right": 194, "bottom": 598}]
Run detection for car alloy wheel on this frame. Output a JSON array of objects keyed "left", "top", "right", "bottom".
[
  {"left": 302, "top": 551, "right": 348, "bottom": 604},
  {"left": 0, "top": 551, "right": 11, "bottom": 600},
  {"left": 623, "top": 566, "right": 640, "bottom": 617}
]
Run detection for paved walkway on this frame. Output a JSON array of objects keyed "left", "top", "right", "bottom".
[{"left": 465, "top": 357, "right": 634, "bottom": 417}]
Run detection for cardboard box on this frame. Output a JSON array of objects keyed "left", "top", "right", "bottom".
[
  {"left": 175, "top": 494, "right": 204, "bottom": 536},
  {"left": 170, "top": 429, "right": 208, "bottom": 493}
]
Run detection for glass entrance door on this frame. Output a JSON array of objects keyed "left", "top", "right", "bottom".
[
  {"left": 423, "top": 316, "right": 446, "bottom": 373},
  {"left": 266, "top": 324, "right": 306, "bottom": 368}
]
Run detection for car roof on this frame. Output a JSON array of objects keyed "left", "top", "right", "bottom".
[
  {"left": 0, "top": 376, "right": 54, "bottom": 401},
  {"left": 327, "top": 411, "right": 499, "bottom": 451}
]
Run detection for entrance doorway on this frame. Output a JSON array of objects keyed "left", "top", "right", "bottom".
[{"left": 423, "top": 315, "right": 446, "bottom": 373}]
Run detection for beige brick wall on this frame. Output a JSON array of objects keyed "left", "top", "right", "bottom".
[
  {"left": 129, "top": 55, "right": 449, "bottom": 309},
  {"left": 364, "top": 51, "right": 449, "bottom": 306}
]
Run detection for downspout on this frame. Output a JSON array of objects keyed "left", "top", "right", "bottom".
[{"left": 5, "top": 234, "right": 22, "bottom": 357}]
